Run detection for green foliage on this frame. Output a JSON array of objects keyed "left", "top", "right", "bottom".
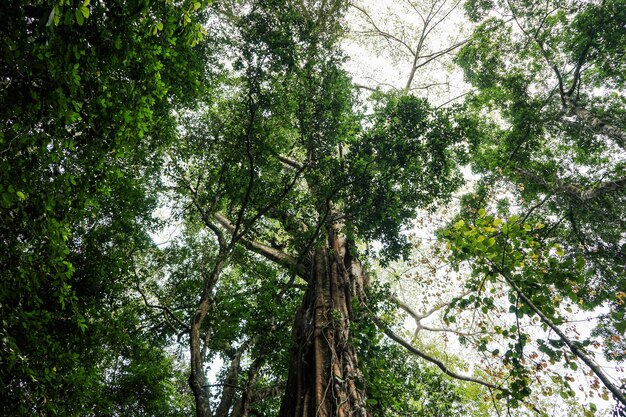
[
  {"left": 455, "top": 0, "right": 626, "bottom": 365},
  {"left": 1, "top": 0, "right": 213, "bottom": 414},
  {"left": 345, "top": 94, "right": 468, "bottom": 261}
]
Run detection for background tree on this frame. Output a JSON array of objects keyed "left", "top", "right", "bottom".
[
  {"left": 441, "top": 0, "right": 626, "bottom": 412},
  {"left": 1, "top": 1, "right": 212, "bottom": 415}
]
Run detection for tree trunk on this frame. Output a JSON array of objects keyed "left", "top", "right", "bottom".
[{"left": 278, "top": 226, "right": 370, "bottom": 417}]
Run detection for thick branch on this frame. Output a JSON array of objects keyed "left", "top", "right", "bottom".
[
  {"left": 562, "top": 99, "right": 626, "bottom": 149},
  {"left": 277, "top": 154, "right": 304, "bottom": 170},
  {"left": 215, "top": 213, "right": 307, "bottom": 277},
  {"left": 515, "top": 168, "right": 626, "bottom": 201},
  {"left": 215, "top": 344, "right": 247, "bottom": 417}
]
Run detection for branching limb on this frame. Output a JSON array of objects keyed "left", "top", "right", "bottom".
[
  {"left": 349, "top": 2, "right": 416, "bottom": 55},
  {"left": 372, "top": 315, "right": 543, "bottom": 414},
  {"left": 277, "top": 154, "right": 304, "bottom": 170},
  {"left": 136, "top": 283, "right": 190, "bottom": 332},
  {"left": 515, "top": 168, "right": 626, "bottom": 201},
  {"left": 372, "top": 315, "right": 498, "bottom": 388},
  {"left": 215, "top": 213, "right": 307, "bottom": 277}
]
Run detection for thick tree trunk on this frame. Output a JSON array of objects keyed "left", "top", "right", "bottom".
[{"left": 278, "top": 227, "right": 370, "bottom": 417}]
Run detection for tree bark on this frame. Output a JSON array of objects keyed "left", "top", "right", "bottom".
[
  {"left": 278, "top": 225, "right": 370, "bottom": 417},
  {"left": 562, "top": 97, "right": 626, "bottom": 150},
  {"left": 189, "top": 258, "right": 226, "bottom": 417}
]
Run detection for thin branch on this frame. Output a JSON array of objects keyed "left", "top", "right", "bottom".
[
  {"left": 350, "top": 3, "right": 416, "bottom": 55},
  {"left": 372, "top": 316, "right": 499, "bottom": 388},
  {"left": 491, "top": 262, "right": 626, "bottom": 408},
  {"left": 136, "top": 283, "right": 190, "bottom": 332}
]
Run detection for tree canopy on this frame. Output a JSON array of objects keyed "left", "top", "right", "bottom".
[{"left": 1, "top": 0, "right": 624, "bottom": 416}]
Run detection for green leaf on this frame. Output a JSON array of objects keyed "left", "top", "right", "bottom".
[{"left": 75, "top": 9, "right": 84, "bottom": 25}]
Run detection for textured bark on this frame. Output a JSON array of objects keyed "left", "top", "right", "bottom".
[
  {"left": 563, "top": 97, "right": 626, "bottom": 150},
  {"left": 278, "top": 226, "right": 370, "bottom": 417},
  {"left": 215, "top": 344, "right": 246, "bottom": 417},
  {"left": 189, "top": 259, "right": 225, "bottom": 417}
]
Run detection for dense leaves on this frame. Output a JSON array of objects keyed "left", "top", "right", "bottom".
[
  {"left": 1, "top": 1, "right": 212, "bottom": 415},
  {"left": 3, "top": 0, "right": 625, "bottom": 415},
  {"left": 444, "top": 0, "right": 626, "bottom": 411}
]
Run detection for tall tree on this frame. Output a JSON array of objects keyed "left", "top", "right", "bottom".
[
  {"left": 1, "top": 1, "right": 212, "bottom": 415},
  {"left": 165, "top": 1, "right": 470, "bottom": 416},
  {"left": 443, "top": 0, "right": 626, "bottom": 411}
]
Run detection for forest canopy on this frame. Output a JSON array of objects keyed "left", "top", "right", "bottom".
[{"left": 1, "top": 1, "right": 625, "bottom": 416}]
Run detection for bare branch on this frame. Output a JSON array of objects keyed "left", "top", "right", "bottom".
[{"left": 350, "top": 3, "right": 416, "bottom": 55}]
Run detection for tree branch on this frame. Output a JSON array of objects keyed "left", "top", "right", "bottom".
[
  {"left": 372, "top": 315, "right": 543, "bottom": 414},
  {"left": 372, "top": 316, "right": 498, "bottom": 388},
  {"left": 215, "top": 213, "right": 307, "bottom": 277},
  {"left": 277, "top": 154, "right": 304, "bottom": 170},
  {"left": 491, "top": 262, "right": 626, "bottom": 408},
  {"left": 350, "top": 3, "right": 416, "bottom": 55},
  {"left": 136, "top": 283, "right": 190, "bottom": 332},
  {"left": 515, "top": 168, "right": 626, "bottom": 201}
]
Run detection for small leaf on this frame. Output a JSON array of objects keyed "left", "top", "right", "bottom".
[
  {"left": 79, "top": 5, "right": 89, "bottom": 18},
  {"left": 75, "top": 9, "right": 84, "bottom": 25},
  {"left": 16, "top": 191, "right": 25, "bottom": 200},
  {"left": 46, "top": 8, "right": 56, "bottom": 27}
]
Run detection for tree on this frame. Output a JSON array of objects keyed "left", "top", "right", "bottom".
[
  {"left": 346, "top": 0, "right": 470, "bottom": 102},
  {"left": 4, "top": 0, "right": 625, "bottom": 416},
  {"left": 163, "top": 1, "right": 471, "bottom": 416},
  {"left": 1, "top": 1, "right": 212, "bottom": 415},
  {"left": 443, "top": 0, "right": 626, "bottom": 411}
]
